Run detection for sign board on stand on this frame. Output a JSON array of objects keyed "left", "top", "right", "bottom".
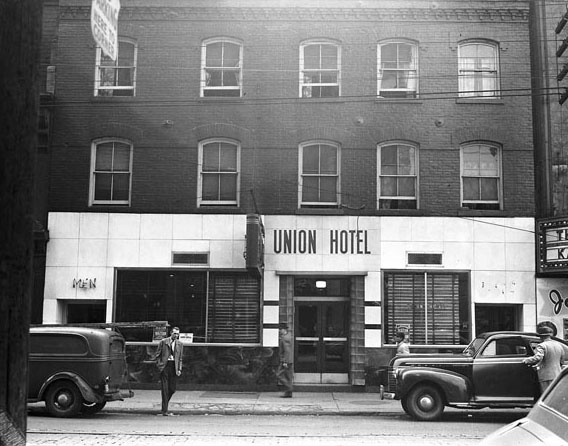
[{"left": 91, "top": 0, "right": 120, "bottom": 61}]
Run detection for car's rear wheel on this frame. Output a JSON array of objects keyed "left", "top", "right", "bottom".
[
  {"left": 81, "top": 401, "right": 106, "bottom": 415},
  {"left": 404, "top": 384, "right": 444, "bottom": 421},
  {"left": 45, "top": 381, "right": 82, "bottom": 418}
]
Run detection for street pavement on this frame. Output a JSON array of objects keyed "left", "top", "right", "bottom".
[{"left": 101, "top": 388, "right": 401, "bottom": 416}]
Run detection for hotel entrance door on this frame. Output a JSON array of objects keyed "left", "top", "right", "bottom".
[{"left": 294, "top": 301, "right": 349, "bottom": 384}]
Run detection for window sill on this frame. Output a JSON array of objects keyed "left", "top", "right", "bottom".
[
  {"left": 197, "top": 207, "right": 244, "bottom": 214},
  {"left": 457, "top": 208, "right": 511, "bottom": 217},
  {"left": 296, "top": 208, "right": 344, "bottom": 215},
  {"left": 91, "top": 95, "right": 136, "bottom": 103},
  {"left": 375, "top": 98, "right": 423, "bottom": 104},
  {"left": 197, "top": 97, "right": 245, "bottom": 103},
  {"left": 456, "top": 98, "right": 504, "bottom": 105}
]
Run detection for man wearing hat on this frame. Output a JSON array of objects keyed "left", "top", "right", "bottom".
[
  {"left": 278, "top": 322, "right": 294, "bottom": 398},
  {"left": 523, "top": 324, "right": 566, "bottom": 392}
]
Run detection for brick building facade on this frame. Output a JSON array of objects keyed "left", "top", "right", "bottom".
[{"left": 38, "top": 0, "right": 538, "bottom": 389}]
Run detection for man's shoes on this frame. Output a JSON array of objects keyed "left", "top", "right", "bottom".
[{"left": 280, "top": 392, "right": 293, "bottom": 398}]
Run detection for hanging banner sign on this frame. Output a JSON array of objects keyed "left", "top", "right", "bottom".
[{"left": 91, "top": 0, "right": 120, "bottom": 61}]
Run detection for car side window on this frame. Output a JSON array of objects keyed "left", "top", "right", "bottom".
[{"left": 480, "top": 338, "right": 528, "bottom": 356}]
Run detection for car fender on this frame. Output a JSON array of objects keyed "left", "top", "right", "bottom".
[
  {"left": 398, "top": 367, "right": 471, "bottom": 402},
  {"left": 38, "top": 372, "right": 102, "bottom": 404}
]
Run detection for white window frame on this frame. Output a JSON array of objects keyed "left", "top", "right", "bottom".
[
  {"left": 89, "top": 138, "right": 133, "bottom": 206},
  {"left": 460, "top": 143, "right": 502, "bottom": 209},
  {"left": 458, "top": 40, "right": 500, "bottom": 98},
  {"left": 299, "top": 40, "right": 341, "bottom": 98},
  {"left": 94, "top": 38, "right": 137, "bottom": 97},
  {"left": 200, "top": 38, "right": 243, "bottom": 97},
  {"left": 198, "top": 138, "right": 241, "bottom": 207},
  {"left": 298, "top": 141, "right": 341, "bottom": 207},
  {"left": 377, "top": 142, "right": 419, "bottom": 209},
  {"left": 377, "top": 39, "right": 419, "bottom": 98}
]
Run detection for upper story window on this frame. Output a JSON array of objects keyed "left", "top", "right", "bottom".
[
  {"left": 300, "top": 41, "right": 340, "bottom": 98},
  {"left": 89, "top": 139, "right": 133, "bottom": 206},
  {"left": 377, "top": 40, "right": 418, "bottom": 99},
  {"left": 378, "top": 142, "right": 418, "bottom": 209},
  {"left": 299, "top": 142, "right": 340, "bottom": 207},
  {"left": 201, "top": 39, "right": 243, "bottom": 97},
  {"left": 198, "top": 139, "right": 240, "bottom": 207},
  {"left": 461, "top": 143, "right": 502, "bottom": 210},
  {"left": 458, "top": 41, "right": 499, "bottom": 98},
  {"left": 94, "top": 38, "right": 137, "bottom": 97}
]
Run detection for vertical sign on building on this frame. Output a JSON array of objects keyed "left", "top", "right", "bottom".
[{"left": 91, "top": 0, "right": 120, "bottom": 61}]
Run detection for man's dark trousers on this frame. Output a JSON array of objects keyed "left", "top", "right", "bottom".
[{"left": 161, "top": 361, "right": 177, "bottom": 413}]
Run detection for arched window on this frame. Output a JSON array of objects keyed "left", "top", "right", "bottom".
[
  {"left": 377, "top": 142, "right": 418, "bottom": 209},
  {"left": 299, "top": 141, "right": 340, "bottom": 207},
  {"left": 458, "top": 40, "right": 500, "bottom": 98},
  {"left": 299, "top": 40, "right": 341, "bottom": 98},
  {"left": 198, "top": 139, "right": 240, "bottom": 206},
  {"left": 94, "top": 38, "right": 137, "bottom": 97},
  {"left": 201, "top": 38, "right": 243, "bottom": 97},
  {"left": 460, "top": 143, "right": 502, "bottom": 210},
  {"left": 89, "top": 138, "right": 133, "bottom": 205},
  {"left": 377, "top": 40, "right": 418, "bottom": 99}
]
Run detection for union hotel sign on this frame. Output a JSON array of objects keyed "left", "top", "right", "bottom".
[
  {"left": 538, "top": 218, "right": 568, "bottom": 274},
  {"left": 272, "top": 229, "right": 371, "bottom": 255}
]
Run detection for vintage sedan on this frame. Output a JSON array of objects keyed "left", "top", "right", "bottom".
[
  {"left": 381, "top": 331, "right": 567, "bottom": 421},
  {"left": 480, "top": 364, "right": 568, "bottom": 445},
  {"left": 28, "top": 326, "right": 134, "bottom": 417}
]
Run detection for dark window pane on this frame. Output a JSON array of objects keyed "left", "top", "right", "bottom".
[
  {"left": 480, "top": 178, "right": 498, "bottom": 200},
  {"left": 398, "top": 177, "right": 415, "bottom": 197},
  {"left": 112, "top": 174, "right": 130, "bottom": 201},
  {"left": 319, "top": 177, "right": 337, "bottom": 202},
  {"left": 95, "top": 144, "right": 113, "bottom": 170},
  {"left": 202, "top": 174, "right": 219, "bottom": 200},
  {"left": 463, "top": 177, "right": 480, "bottom": 200},
  {"left": 94, "top": 173, "right": 112, "bottom": 200},
  {"left": 206, "top": 42, "right": 223, "bottom": 66},
  {"left": 302, "top": 177, "right": 319, "bottom": 202},
  {"left": 219, "top": 174, "right": 237, "bottom": 200}
]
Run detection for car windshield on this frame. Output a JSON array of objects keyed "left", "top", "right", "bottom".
[{"left": 463, "top": 337, "right": 485, "bottom": 356}]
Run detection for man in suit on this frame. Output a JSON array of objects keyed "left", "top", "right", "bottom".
[
  {"left": 152, "top": 326, "right": 183, "bottom": 415},
  {"left": 523, "top": 324, "right": 566, "bottom": 393},
  {"left": 278, "top": 322, "right": 294, "bottom": 398}
]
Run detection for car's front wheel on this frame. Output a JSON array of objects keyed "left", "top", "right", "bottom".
[
  {"left": 404, "top": 384, "right": 445, "bottom": 421},
  {"left": 45, "top": 381, "right": 82, "bottom": 418},
  {"left": 81, "top": 401, "right": 106, "bottom": 415}
]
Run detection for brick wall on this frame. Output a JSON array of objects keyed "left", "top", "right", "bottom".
[{"left": 48, "top": 2, "right": 535, "bottom": 217}]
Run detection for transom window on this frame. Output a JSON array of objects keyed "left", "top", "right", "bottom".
[
  {"left": 201, "top": 39, "right": 243, "bottom": 97},
  {"left": 378, "top": 143, "right": 418, "bottom": 209},
  {"left": 299, "top": 142, "right": 340, "bottom": 207},
  {"left": 461, "top": 143, "right": 501, "bottom": 210},
  {"left": 377, "top": 40, "right": 418, "bottom": 98},
  {"left": 300, "top": 41, "right": 340, "bottom": 98},
  {"left": 198, "top": 139, "right": 240, "bottom": 206},
  {"left": 458, "top": 41, "right": 499, "bottom": 98},
  {"left": 94, "top": 38, "right": 137, "bottom": 97},
  {"left": 89, "top": 139, "right": 132, "bottom": 206}
]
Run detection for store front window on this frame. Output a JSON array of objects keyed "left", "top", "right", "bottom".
[
  {"left": 383, "top": 271, "right": 470, "bottom": 345},
  {"left": 115, "top": 270, "right": 260, "bottom": 343}
]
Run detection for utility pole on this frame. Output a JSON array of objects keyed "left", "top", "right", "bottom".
[
  {"left": 0, "top": 1, "right": 42, "bottom": 445},
  {"left": 530, "top": 0, "right": 553, "bottom": 218}
]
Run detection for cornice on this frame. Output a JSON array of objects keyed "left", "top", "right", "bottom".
[{"left": 60, "top": 6, "right": 528, "bottom": 22}]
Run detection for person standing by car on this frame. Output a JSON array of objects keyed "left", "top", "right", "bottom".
[
  {"left": 523, "top": 324, "right": 566, "bottom": 392},
  {"left": 278, "top": 322, "right": 294, "bottom": 398},
  {"left": 152, "top": 326, "right": 183, "bottom": 416},
  {"left": 395, "top": 331, "right": 410, "bottom": 354}
]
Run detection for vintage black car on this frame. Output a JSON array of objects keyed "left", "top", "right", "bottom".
[
  {"left": 480, "top": 364, "right": 568, "bottom": 445},
  {"left": 28, "top": 326, "right": 134, "bottom": 417},
  {"left": 382, "top": 331, "right": 568, "bottom": 421}
]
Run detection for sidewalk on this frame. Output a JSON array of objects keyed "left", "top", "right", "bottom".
[{"left": 103, "top": 389, "right": 403, "bottom": 416}]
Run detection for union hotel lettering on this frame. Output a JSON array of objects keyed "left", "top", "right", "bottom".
[{"left": 273, "top": 229, "right": 371, "bottom": 254}]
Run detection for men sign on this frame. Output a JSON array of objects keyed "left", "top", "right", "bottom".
[{"left": 91, "top": 0, "right": 120, "bottom": 61}]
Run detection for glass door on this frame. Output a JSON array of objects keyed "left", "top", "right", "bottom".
[{"left": 295, "top": 301, "right": 349, "bottom": 384}]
